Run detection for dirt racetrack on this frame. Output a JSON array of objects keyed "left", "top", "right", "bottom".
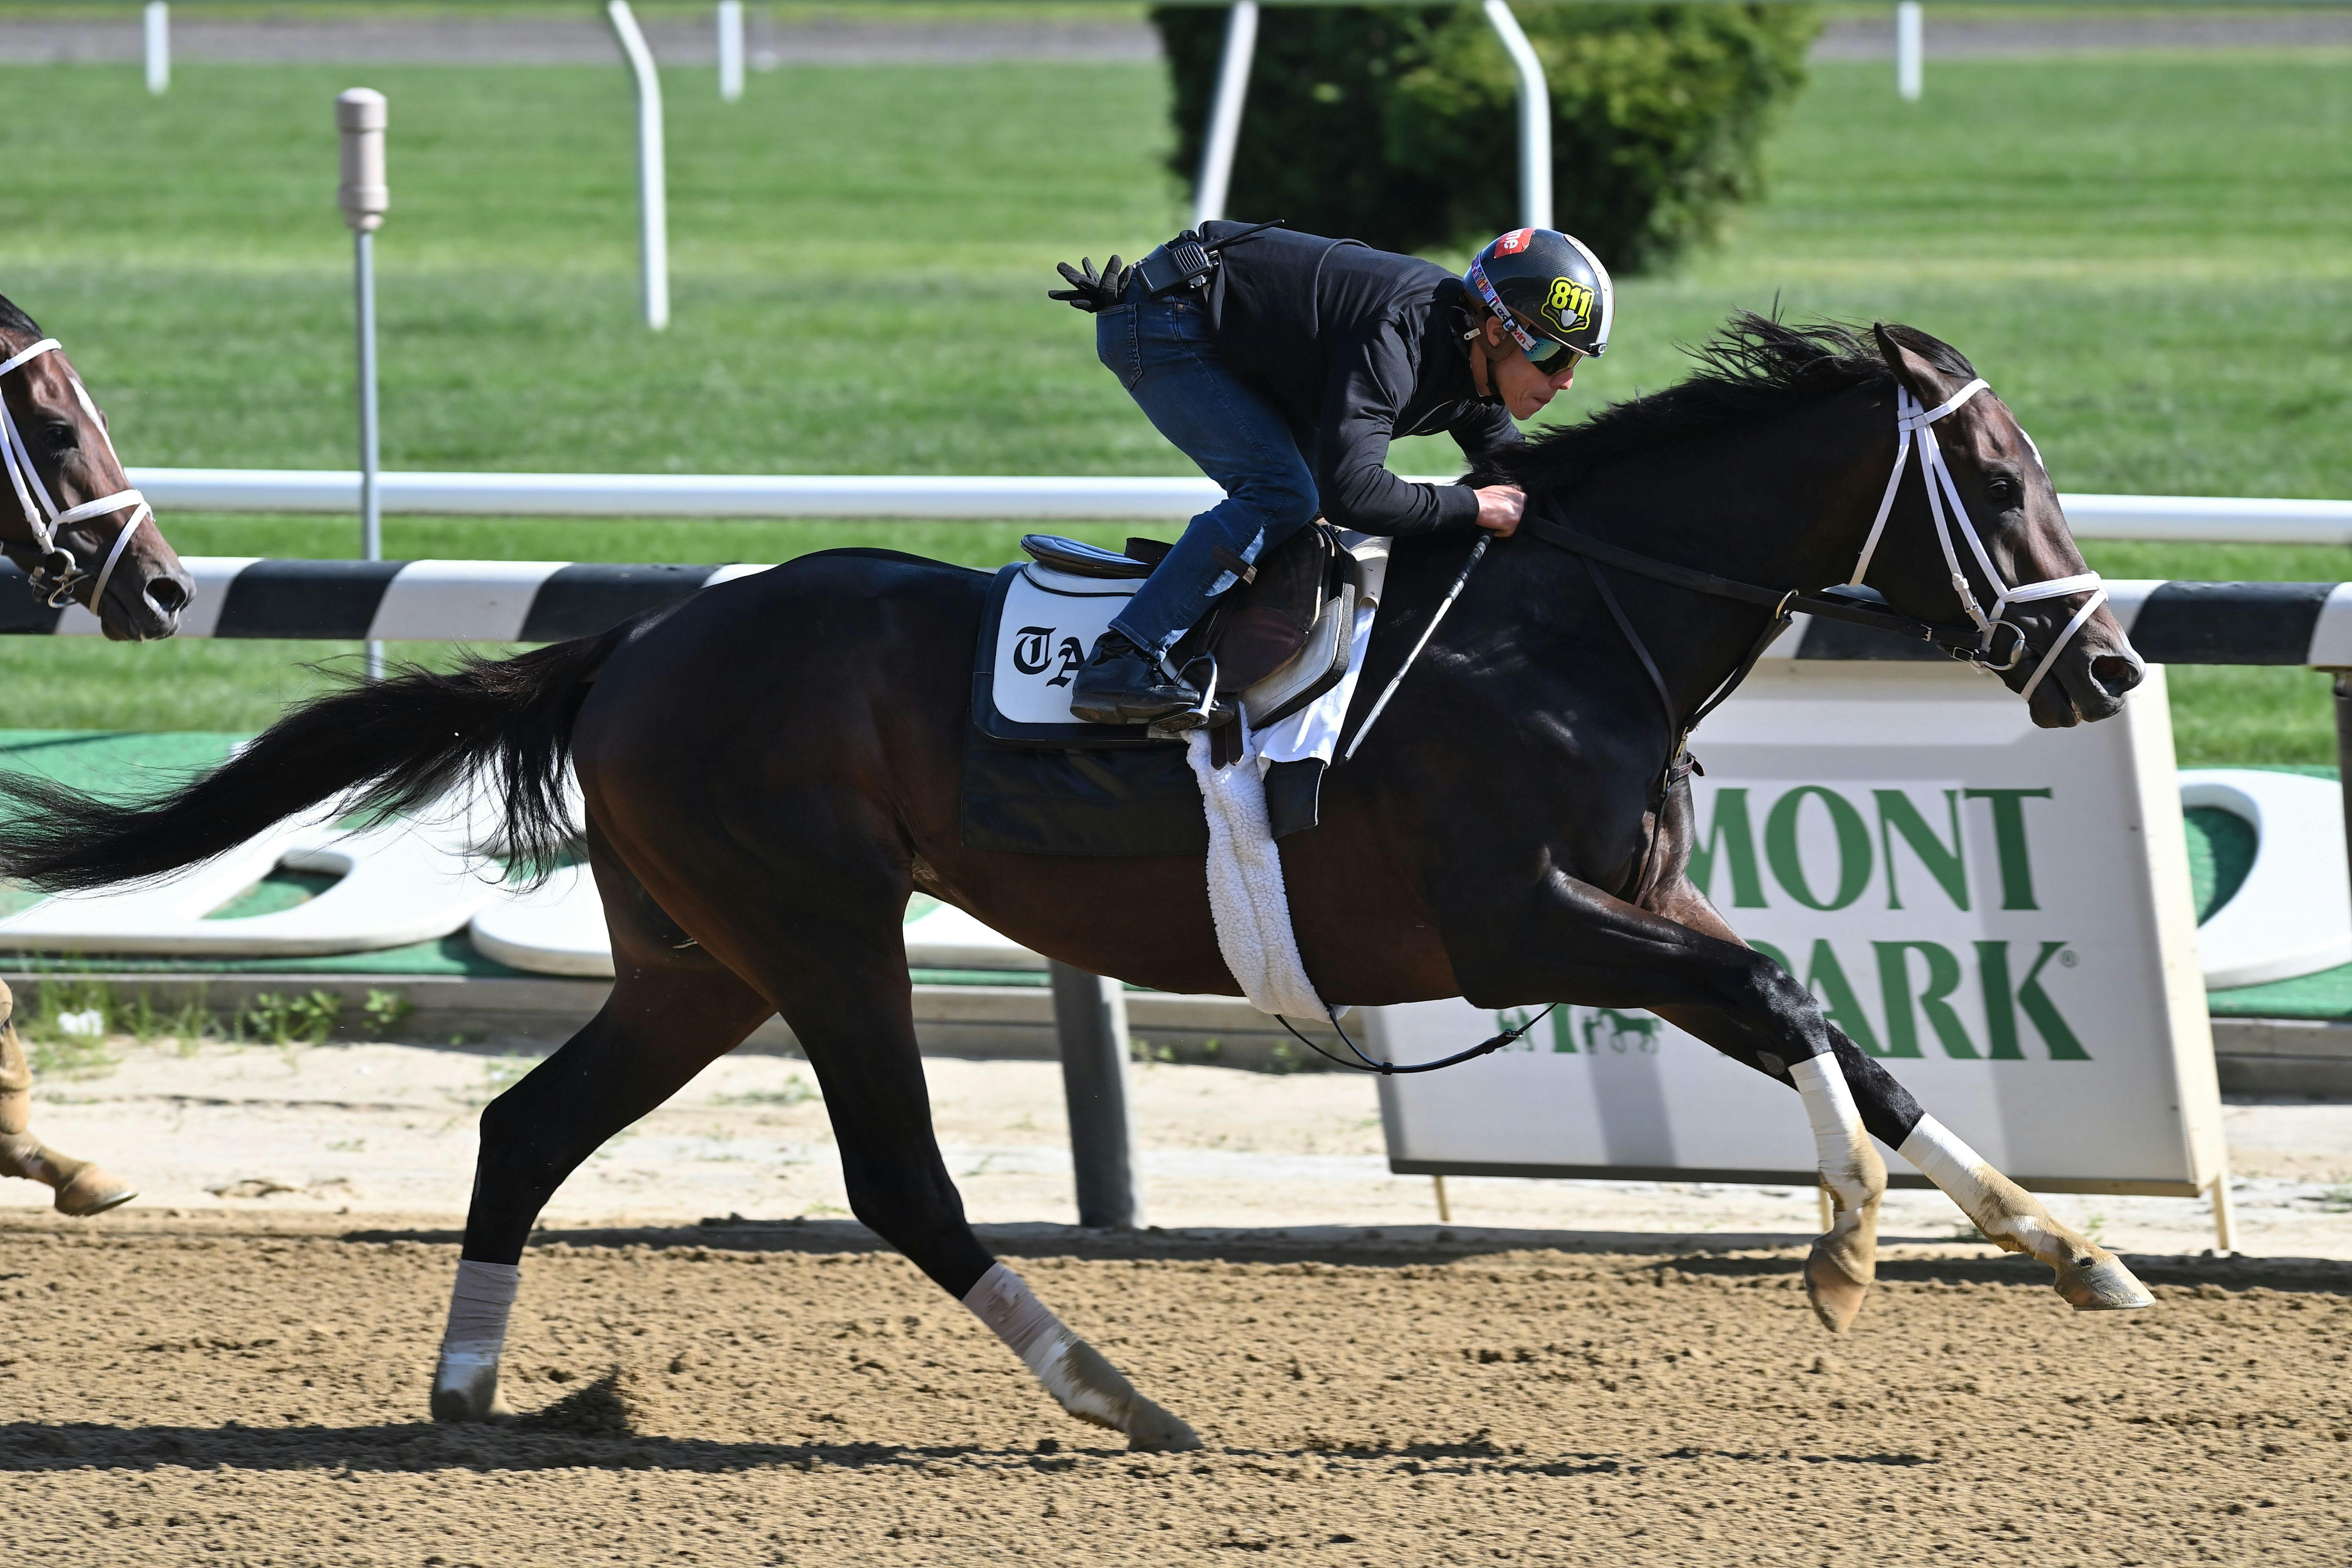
[{"left": 3, "top": 1212, "right": 2347, "bottom": 1567}]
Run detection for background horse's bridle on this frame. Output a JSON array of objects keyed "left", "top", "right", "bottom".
[{"left": 0, "top": 336, "right": 154, "bottom": 612}]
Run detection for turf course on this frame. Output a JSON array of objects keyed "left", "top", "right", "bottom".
[{"left": 0, "top": 51, "right": 2348, "bottom": 751}]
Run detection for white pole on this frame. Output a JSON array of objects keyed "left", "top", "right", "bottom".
[
  {"left": 143, "top": 2, "right": 169, "bottom": 95},
  {"left": 1483, "top": 0, "right": 1552, "bottom": 231},
  {"left": 1897, "top": 1, "right": 1924, "bottom": 101},
  {"left": 716, "top": 0, "right": 745, "bottom": 103},
  {"left": 1192, "top": 0, "right": 1259, "bottom": 229},
  {"left": 607, "top": 0, "right": 671, "bottom": 331},
  {"left": 336, "top": 88, "right": 390, "bottom": 681}
]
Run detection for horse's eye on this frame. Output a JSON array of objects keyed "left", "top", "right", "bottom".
[
  {"left": 43, "top": 424, "right": 77, "bottom": 453},
  {"left": 1986, "top": 476, "right": 2017, "bottom": 506}
]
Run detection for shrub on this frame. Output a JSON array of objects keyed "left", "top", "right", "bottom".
[{"left": 1149, "top": 3, "right": 1818, "bottom": 272}]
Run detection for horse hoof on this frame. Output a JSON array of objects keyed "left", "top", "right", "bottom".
[
  {"left": 430, "top": 1362, "right": 516, "bottom": 1424},
  {"left": 2055, "top": 1254, "right": 2155, "bottom": 1312},
  {"left": 1122, "top": 1397, "right": 1202, "bottom": 1454},
  {"left": 52, "top": 1164, "right": 136, "bottom": 1217},
  {"left": 1803, "top": 1243, "right": 1872, "bottom": 1334}
]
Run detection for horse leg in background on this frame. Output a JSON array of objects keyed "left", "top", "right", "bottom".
[
  {"left": 682, "top": 835, "right": 1200, "bottom": 1454},
  {"left": 0, "top": 980, "right": 135, "bottom": 1216},
  {"left": 430, "top": 849, "right": 779, "bottom": 1422}
]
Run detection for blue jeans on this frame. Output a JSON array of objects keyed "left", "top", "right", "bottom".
[{"left": 1094, "top": 284, "right": 1320, "bottom": 659}]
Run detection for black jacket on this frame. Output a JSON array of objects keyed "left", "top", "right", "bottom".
[{"left": 1200, "top": 221, "right": 1519, "bottom": 536}]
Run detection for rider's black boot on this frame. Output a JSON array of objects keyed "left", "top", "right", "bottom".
[{"left": 1068, "top": 632, "right": 1202, "bottom": 726}]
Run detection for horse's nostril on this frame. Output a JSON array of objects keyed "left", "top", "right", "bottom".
[
  {"left": 146, "top": 577, "right": 190, "bottom": 615},
  {"left": 2091, "top": 654, "right": 2142, "bottom": 696}
]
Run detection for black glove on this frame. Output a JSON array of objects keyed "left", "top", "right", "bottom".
[{"left": 1049, "top": 256, "right": 1128, "bottom": 313}]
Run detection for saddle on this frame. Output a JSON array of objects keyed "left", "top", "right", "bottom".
[
  {"left": 988, "top": 522, "right": 1376, "bottom": 743},
  {"left": 961, "top": 523, "right": 1387, "bottom": 857}
]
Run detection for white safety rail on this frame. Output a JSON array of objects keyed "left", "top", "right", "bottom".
[{"left": 123, "top": 467, "right": 2352, "bottom": 542}]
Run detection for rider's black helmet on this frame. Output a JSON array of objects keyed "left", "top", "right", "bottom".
[{"left": 1464, "top": 228, "right": 1614, "bottom": 371}]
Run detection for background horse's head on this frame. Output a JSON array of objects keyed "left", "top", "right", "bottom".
[
  {"left": 0, "top": 293, "right": 192, "bottom": 640},
  {"left": 1862, "top": 322, "right": 2142, "bottom": 729}
]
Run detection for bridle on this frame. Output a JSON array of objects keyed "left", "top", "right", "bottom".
[
  {"left": 1848, "top": 377, "right": 2106, "bottom": 704},
  {"left": 0, "top": 336, "right": 154, "bottom": 613}
]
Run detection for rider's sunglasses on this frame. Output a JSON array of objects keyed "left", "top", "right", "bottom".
[{"left": 1524, "top": 339, "right": 1583, "bottom": 377}]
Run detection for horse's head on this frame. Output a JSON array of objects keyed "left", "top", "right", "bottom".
[
  {"left": 1857, "top": 324, "right": 2141, "bottom": 729},
  {"left": 0, "top": 298, "right": 193, "bottom": 640}
]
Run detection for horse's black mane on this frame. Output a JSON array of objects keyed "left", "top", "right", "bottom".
[
  {"left": 1487, "top": 312, "right": 1977, "bottom": 493},
  {"left": 0, "top": 291, "right": 40, "bottom": 339}
]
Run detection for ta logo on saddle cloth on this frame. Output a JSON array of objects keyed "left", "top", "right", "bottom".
[{"left": 0, "top": 336, "right": 156, "bottom": 611}]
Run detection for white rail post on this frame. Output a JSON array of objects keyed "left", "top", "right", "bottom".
[
  {"left": 1897, "top": 1, "right": 1924, "bottom": 101},
  {"left": 1483, "top": 0, "right": 1552, "bottom": 231},
  {"left": 143, "top": 2, "right": 169, "bottom": 95},
  {"left": 607, "top": 0, "right": 671, "bottom": 330},
  {"left": 336, "top": 88, "right": 390, "bottom": 681},
  {"left": 716, "top": 0, "right": 745, "bottom": 103},
  {"left": 1192, "top": 0, "right": 1259, "bottom": 229}
]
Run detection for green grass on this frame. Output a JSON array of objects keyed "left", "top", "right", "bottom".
[{"left": 1, "top": 52, "right": 2349, "bottom": 751}]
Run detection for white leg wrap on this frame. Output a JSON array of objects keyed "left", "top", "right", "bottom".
[
  {"left": 1788, "top": 1053, "right": 1871, "bottom": 1207},
  {"left": 436, "top": 1258, "right": 520, "bottom": 1378},
  {"left": 1900, "top": 1113, "right": 2055, "bottom": 1253},
  {"left": 963, "top": 1261, "right": 1123, "bottom": 1428}
]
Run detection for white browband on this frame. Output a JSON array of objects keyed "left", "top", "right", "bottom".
[
  {"left": 1847, "top": 377, "right": 2107, "bottom": 703},
  {"left": 0, "top": 335, "right": 154, "bottom": 612}
]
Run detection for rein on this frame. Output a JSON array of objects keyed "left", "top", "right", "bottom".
[{"left": 0, "top": 336, "right": 153, "bottom": 612}]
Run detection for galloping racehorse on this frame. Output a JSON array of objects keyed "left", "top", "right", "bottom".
[
  {"left": 0, "top": 317, "right": 2156, "bottom": 1450},
  {"left": 0, "top": 291, "right": 196, "bottom": 1213}
]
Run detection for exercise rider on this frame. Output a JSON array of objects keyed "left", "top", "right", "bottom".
[{"left": 1048, "top": 223, "right": 1614, "bottom": 726}]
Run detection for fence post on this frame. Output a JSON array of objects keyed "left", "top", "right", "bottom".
[
  {"left": 1048, "top": 961, "right": 1141, "bottom": 1228},
  {"left": 716, "top": 0, "right": 745, "bottom": 102},
  {"left": 335, "top": 89, "right": 389, "bottom": 681},
  {"left": 1192, "top": 1, "right": 1259, "bottom": 229},
  {"left": 1482, "top": 0, "right": 1552, "bottom": 231},
  {"left": 1897, "top": 1, "right": 1924, "bottom": 101},
  {"left": 143, "top": 2, "right": 169, "bottom": 95},
  {"left": 606, "top": 0, "right": 671, "bottom": 330}
]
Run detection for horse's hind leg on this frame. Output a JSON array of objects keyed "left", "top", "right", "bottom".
[
  {"left": 430, "top": 847, "right": 780, "bottom": 1422},
  {"left": 0, "top": 981, "right": 135, "bottom": 1216},
  {"left": 701, "top": 875, "right": 1200, "bottom": 1453}
]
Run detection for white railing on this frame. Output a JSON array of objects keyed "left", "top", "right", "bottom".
[{"left": 122, "top": 468, "right": 2352, "bottom": 544}]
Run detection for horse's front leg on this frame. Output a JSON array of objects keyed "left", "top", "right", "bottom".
[
  {"left": 1451, "top": 873, "right": 2149, "bottom": 1328},
  {"left": 0, "top": 982, "right": 134, "bottom": 1216},
  {"left": 1647, "top": 879, "right": 2151, "bottom": 1319}
]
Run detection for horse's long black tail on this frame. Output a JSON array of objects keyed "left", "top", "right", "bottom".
[{"left": 0, "top": 631, "right": 620, "bottom": 893}]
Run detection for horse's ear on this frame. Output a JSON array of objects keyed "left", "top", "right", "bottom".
[{"left": 1871, "top": 322, "right": 1967, "bottom": 408}]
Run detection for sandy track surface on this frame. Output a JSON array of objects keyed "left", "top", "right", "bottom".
[
  {"left": 8, "top": 14, "right": 2352, "bottom": 66},
  {"left": 1, "top": 1211, "right": 2347, "bottom": 1566},
  {"left": 13, "top": 1040, "right": 2352, "bottom": 1257}
]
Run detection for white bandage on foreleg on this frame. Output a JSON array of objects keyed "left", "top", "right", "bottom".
[
  {"left": 1788, "top": 1053, "right": 1870, "bottom": 1206},
  {"left": 436, "top": 1258, "right": 520, "bottom": 1375},
  {"left": 963, "top": 1261, "right": 1123, "bottom": 1426},
  {"left": 1899, "top": 1113, "right": 2051, "bottom": 1250}
]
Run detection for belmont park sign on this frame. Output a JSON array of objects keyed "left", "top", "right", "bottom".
[{"left": 1372, "top": 660, "right": 2227, "bottom": 1197}]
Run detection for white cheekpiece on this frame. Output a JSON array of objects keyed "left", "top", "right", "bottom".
[
  {"left": 1788, "top": 1052, "right": 1870, "bottom": 1206},
  {"left": 962, "top": 1261, "right": 1123, "bottom": 1427},
  {"left": 436, "top": 1257, "right": 520, "bottom": 1377}
]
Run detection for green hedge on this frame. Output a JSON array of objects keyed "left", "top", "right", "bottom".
[{"left": 1150, "top": 4, "right": 1818, "bottom": 272}]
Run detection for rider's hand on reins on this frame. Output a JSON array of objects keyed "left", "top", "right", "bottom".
[
  {"left": 1473, "top": 485, "right": 1527, "bottom": 537},
  {"left": 1048, "top": 256, "right": 1128, "bottom": 313}
]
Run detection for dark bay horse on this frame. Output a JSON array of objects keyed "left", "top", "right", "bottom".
[
  {"left": 0, "top": 317, "right": 2155, "bottom": 1449},
  {"left": 0, "top": 290, "right": 195, "bottom": 1213}
]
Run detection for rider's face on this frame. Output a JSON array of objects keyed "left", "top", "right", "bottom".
[{"left": 1484, "top": 319, "right": 1578, "bottom": 419}]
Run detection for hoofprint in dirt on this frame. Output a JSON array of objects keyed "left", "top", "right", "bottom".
[
  {"left": 0, "top": 1214, "right": 2345, "bottom": 1568},
  {"left": 11, "top": 1040, "right": 2352, "bottom": 1260}
]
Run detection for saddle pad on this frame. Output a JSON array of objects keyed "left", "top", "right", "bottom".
[{"left": 972, "top": 561, "right": 1159, "bottom": 745}]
